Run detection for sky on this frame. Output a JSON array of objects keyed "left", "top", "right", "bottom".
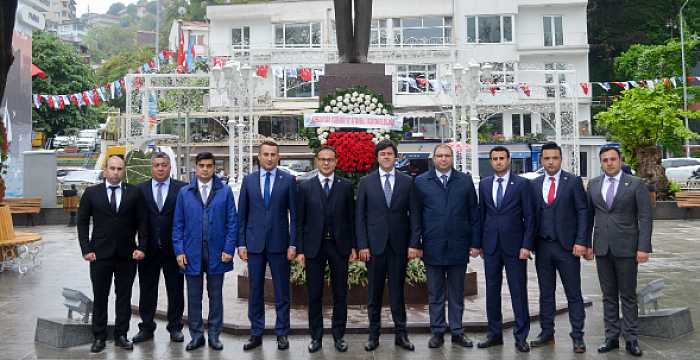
[{"left": 75, "top": 0, "right": 140, "bottom": 17}]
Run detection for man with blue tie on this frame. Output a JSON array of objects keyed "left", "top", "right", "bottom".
[
  {"left": 474, "top": 145, "right": 535, "bottom": 353},
  {"left": 414, "top": 144, "right": 480, "bottom": 349},
  {"left": 238, "top": 140, "right": 298, "bottom": 351},
  {"left": 529, "top": 142, "right": 589, "bottom": 353}
]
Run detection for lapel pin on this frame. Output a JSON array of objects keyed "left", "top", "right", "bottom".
[
  {"left": 563, "top": 176, "right": 568, "bottom": 180},
  {"left": 625, "top": 182, "right": 630, "bottom": 186}
]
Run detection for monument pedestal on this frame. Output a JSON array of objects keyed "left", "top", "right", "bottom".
[
  {"left": 639, "top": 308, "right": 694, "bottom": 339},
  {"left": 320, "top": 63, "right": 392, "bottom": 105},
  {"left": 35, "top": 317, "right": 114, "bottom": 348}
]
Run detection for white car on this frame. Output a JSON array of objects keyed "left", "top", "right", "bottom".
[
  {"left": 665, "top": 165, "right": 700, "bottom": 184},
  {"left": 53, "top": 134, "right": 75, "bottom": 148},
  {"left": 521, "top": 168, "right": 545, "bottom": 180},
  {"left": 662, "top": 157, "right": 700, "bottom": 169}
]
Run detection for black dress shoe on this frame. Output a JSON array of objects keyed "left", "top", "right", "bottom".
[
  {"left": 530, "top": 334, "right": 555, "bottom": 347},
  {"left": 308, "top": 339, "right": 322, "bottom": 353},
  {"left": 428, "top": 334, "right": 444, "bottom": 348},
  {"left": 597, "top": 339, "right": 619, "bottom": 353},
  {"left": 170, "top": 330, "right": 185, "bottom": 342},
  {"left": 395, "top": 335, "right": 415, "bottom": 351},
  {"left": 90, "top": 339, "right": 106, "bottom": 353},
  {"left": 626, "top": 340, "right": 643, "bottom": 357},
  {"left": 132, "top": 330, "right": 154, "bottom": 343},
  {"left": 277, "top": 335, "right": 289, "bottom": 350},
  {"left": 515, "top": 341, "right": 530, "bottom": 353},
  {"left": 114, "top": 335, "right": 133, "bottom": 350},
  {"left": 243, "top": 336, "right": 262, "bottom": 351},
  {"left": 477, "top": 336, "right": 503, "bottom": 348},
  {"left": 573, "top": 338, "right": 586, "bottom": 353},
  {"left": 334, "top": 338, "right": 348, "bottom": 352},
  {"left": 186, "top": 337, "right": 205, "bottom": 351},
  {"left": 451, "top": 334, "right": 474, "bottom": 348},
  {"left": 209, "top": 337, "right": 224, "bottom": 350},
  {"left": 365, "top": 338, "right": 379, "bottom": 351}
]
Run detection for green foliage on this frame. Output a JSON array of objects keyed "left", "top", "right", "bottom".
[
  {"left": 125, "top": 150, "right": 152, "bottom": 184},
  {"left": 289, "top": 259, "right": 425, "bottom": 288},
  {"left": 614, "top": 38, "right": 700, "bottom": 79},
  {"left": 405, "top": 259, "right": 427, "bottom": 286},
  {"left": 668, "top": 180, "right": 682, "bottom": 195},
  {"left": 595, "top": 85, "right": 699, "bottom": 167},
  {"left": 83, "top": 25, "right": 140, "bottom": 64},
  {"left": 31, "top": 32, "right": 105, "bottom": 136},
  {"left": 107, "top": 2, "right": 126, "bottom": 16}
]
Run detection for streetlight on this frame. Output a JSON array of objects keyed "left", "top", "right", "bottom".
[{"left": 680, "top": 0, "right": 692, "bottom": 157}]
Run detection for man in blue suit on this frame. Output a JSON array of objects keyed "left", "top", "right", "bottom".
[
  {"left": 172, "top": 152, "right": 237, "bottom": 351},
  {"left": 529, "top": 142, "right": 589, "bottom": 353},
  {"left": 474, "top": 145, "right": 535, "bottom": 353},
  {"left": 238, "top": 140, "right": 297, "bottom": 351},
  {"left": 414, "top": 144, "right": 480, "bottom": 349}
]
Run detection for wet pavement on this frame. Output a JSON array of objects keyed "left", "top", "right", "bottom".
[{"left": 1, "top": 220, "right": 699, "bottom": 359}]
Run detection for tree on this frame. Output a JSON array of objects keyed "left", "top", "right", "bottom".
[
  {"left": 107, "top": 2, "right": 126, "bottom": 16},
  {"left": 95, "top": 47, "right": 155, "bottom": 110},
  {"left": 595, "top": 86, "right": 699, "bottom": 197},
  {"left": 0, "top": 1, "right": 18, "bottom": 108},
  {"left": 614, "top": 38, "right": 700, "bottom": 79},
  {"left": 83, "top": 25, "right": 138, "bottom": 63},
  {"left": 32, "top": 32, "right": 105, "bottom": 135}
]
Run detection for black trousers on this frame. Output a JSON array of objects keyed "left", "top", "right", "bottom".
[
  {"left": 90, "top": 257, "right": 136, "bottom": 340},
  {"left": 137, "top": 249, "right": 184, "bottom": 333},
  {"left": 367, "top": 244, "right": 407, "bottom": 339},
  {"left": 305, "top": 237, "right": 349, "bottom": 341},
  {"left": 596, "top": 255, "right": 639, "bottom": 342}
]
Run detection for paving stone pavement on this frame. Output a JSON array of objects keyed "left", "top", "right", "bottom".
[{"left": 1, "top": 220, "right": 699, "bottom": 359}]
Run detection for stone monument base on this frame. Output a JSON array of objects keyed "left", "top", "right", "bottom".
[
  {"left": 320, "top": 63, "right": 392, "bottom": 105},
  {"left": 35, "top": 317, "right": 114, "bottom": 348},
  {"left": 639, "top": 308, "right": 694, "bottom": 339}
]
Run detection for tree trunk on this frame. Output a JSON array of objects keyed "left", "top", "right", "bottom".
[
  {"left": 636, "top": 145, "right": 669, "bottom": 200},
  {"left": 0, "top": 1, "right": 19, "bottom": 107}
]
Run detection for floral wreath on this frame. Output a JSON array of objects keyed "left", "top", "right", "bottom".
[{"left": 317, "top": 86, "right": 394, "bottom": 115}]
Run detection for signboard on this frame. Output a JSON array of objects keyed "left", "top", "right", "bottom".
[{"left": 303, "top": 113, "right": 403, "bottom": 131}]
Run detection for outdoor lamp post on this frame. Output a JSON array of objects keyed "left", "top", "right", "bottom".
[
  {"left": 680, "top": 0, "right": 692, "bottom": 157},
  {"left": 213, "top": 61, "right": 247, "bottom": 185},
  {"left": 239, "top": 64, "right": 252, "bottom": 180}
]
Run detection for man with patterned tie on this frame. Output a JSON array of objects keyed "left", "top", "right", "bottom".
[
  {"left": 133, "top": 152, "right": 187, "bottom": 344},
  {"left": 296, "top": 146, "right": 357, "bottom": 353},
  {"left": 528, "top": 142, "right": 589, "bottom": 353},
  {"left": 356, "top": 140, "right": 421, "bottom": 352},
  {"left": 473, "top": 145, "right": 535, "bottom": 353},
  {"left": 238, "top": 141, "right": 298, "bottom": 351},
  {"left": 587, "top": 146, "right": 652, "bottom": 357}
]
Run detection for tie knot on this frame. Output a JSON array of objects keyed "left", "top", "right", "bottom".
[
  {"left": 608, "top": 177, "right": 616, "bottom": 183},
  {"left": 265, "top": 171, "right": 271, "bottom": 178},
  {"left": 549, "top": 176, "right": 555, "bottom": 182},
  {"left": 324, "top": 178, "right": 330, "bottom": 183},
  {"left": 157, "top": 182, "right": 165, "bottom": 187},
  {"left": 441, "top": 175, "right": 448, "bottom": 180},
  {"left": 109, "top": 185, "right": 119, "bottom": 191},
  {"left": 202, "top": 184, "right": 208, "bottom": 190},
  {"left": 385, "top": 173, "right": 391, "bottom": 179},
  {"left": 497, "top": 177, "right": 504, "bottom": 183}
]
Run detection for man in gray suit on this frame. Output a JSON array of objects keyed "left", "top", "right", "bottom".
[{"left": 587, "top": 146, "right": 652, "bottom": 357}]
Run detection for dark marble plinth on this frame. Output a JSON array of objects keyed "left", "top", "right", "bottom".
[{"left": 320, "top": 63, "right": 392, "bottom": 105}]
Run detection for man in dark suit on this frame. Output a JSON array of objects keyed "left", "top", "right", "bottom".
[
  {"left": 529, "top": 142, "right": 588, "bottom": 353},
  {"left": 588, "top": 146, "right": 652, "bottom": 357},
  {"left": 473, "top": 145, "right": 535, "bottom": 353},
  {"left": 77, "top": 154, "right": 148, "bottom": 353},
  {"left": 414, "top": 144, "right": 480, "bottom": 349},
  {"left": 132, "top": 152, "right": 187, "bottom": 344},
  {"left": 238, "top": 140, "right": 297, "bottom": 351},
  {"left": 296, "top": 146, "right": 356, "bottom": 353},
  {"left": 356, "top": 140, "right": 421, "bottom": 352}
]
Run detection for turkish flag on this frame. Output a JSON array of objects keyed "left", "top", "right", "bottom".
[
  {"left": 256, "top": 65, "right": 269, "bottom": 78},
  {"left": 299, "top": 67, "right": 312, "bottom": 81},
  {"left": 177, "top": 29, "right": 185, "bottom": 74},
  {"left": 31, "top": 64, "right": 46, "bottom": 79}
]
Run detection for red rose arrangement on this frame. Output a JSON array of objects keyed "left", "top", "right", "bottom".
[{"left": 325, "top": 131, "right": 376, "bottom": 172}]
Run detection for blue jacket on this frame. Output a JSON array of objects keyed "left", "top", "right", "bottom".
[
  {"left": 172, "top": 176, "right": 237, "bottom": 276},
  {"left": 237, "top": 169, "right": 297, "bottom": 254},
  {"left": 414, "top": 169, "right": 480, "bottom": 266}
]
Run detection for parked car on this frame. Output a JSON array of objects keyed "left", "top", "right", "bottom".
[
  {"left": 56, "top": 167, "right": 83, "bottom": 183},
  {"left": 666, "top": 165, "right": 700, "bottom": 184},
  {"left": 76, "top": 129, "right": 99, "bottom": 151},
  {"left": 53, "top": 132, "right": 76, "bottom": 148},
  {"left": 662, "top": 157, "right": 700, "bottom": 169},
  {"left": 521, "top": 167, "right": 545, "bottom": 180}
]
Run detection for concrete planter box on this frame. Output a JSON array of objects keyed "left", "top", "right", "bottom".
[{"left": 653, "top": 201, "right": 700, "bottom": 220}]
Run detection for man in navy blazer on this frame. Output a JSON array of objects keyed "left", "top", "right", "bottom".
[
  {"left": 356, "top": 140, "right": 421, "bottom": 352},
  {"left": 474, "top": 145, "right": 535, "bottom": 353},
  {"left": 529, "top": 142, "right": 589, "bottom": 353},
  {"left": 414, "top": 144, "right": 480, "bottom": 349},
  {"left": 237, "top": 140, "right": 297, "bottom": 351}
]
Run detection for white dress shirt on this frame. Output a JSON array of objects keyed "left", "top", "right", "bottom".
[
  {"left": 151, "top": 178, "right": 171, "bottom": 205},
  {"left": 601, "top": 170, "right": 622, "bottom": 201},
  {"left": 105, "top": 181, "right": 123, "bottom": 210},
  {"left": 541, "top": 170, "right": 561, "bottom": 203},
  {"left": 378, "top": 168, "right": 396, "bottom": 191},
  {"left": 199, "top": 179, "right": 212, "bottom": 203},
  {"left": 318, "top": 173, "right": 335, "bottom": 191},
  {"left": 436, "top": 169, "right": 452, "bottom": 186},
  {"left": 492, "top": 171, "right": 511, "bottom": 205},
  {"left": 260, "top": 167, "right": 277, "bottom": 197}
]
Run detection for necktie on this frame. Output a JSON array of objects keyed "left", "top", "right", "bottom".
[
  {"left": 605, "top": 177, "right": 616, "bottom": 209},
  {"left": 156, "top": 182, "right": 165, "bottom": 212},
  {"left": 547, "top": 176, "right": 556, "bottom": 206},
  {"left": 496, "top": 178, "right": 504, "bottom": 208},
  {"left": 383, "top": 173, "right": 393, "bottom": 207},
  {"left": 109, "top": 185, "right": 119, "bottom": 213},
  {"left": 323, "top": 178, "right": 330, "bottom": 196},
  {"left": 441, "top": 174, "right": 448, "bottom": 188},
  {"left": 264, "top": 172, "right": 271, "bottom": 207},
  {"left": 201, "top": 184, "right": 209, "bottom": 205}
]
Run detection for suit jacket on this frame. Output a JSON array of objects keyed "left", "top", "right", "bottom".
[
  {"left": 355, "top": 169, "right": 420, "bottom": 256},
  {"left": 137, "top": 178, "right": 186, "bottom": 257},
  {"left": 530, "top": 170, "right": 589, "bottom": 250},
  {"left": 587, "top": 173, "right": 653, "bottom": 257},
  {"left": 77, "top": 182, "right": 149, "bottom": 260},
  {"left": 476, "top": 173, "right": 535, "bottom": 257},
  {"left": 237, "top": 169, "right": 297, "bottom": 254},
  {"left": 414, "top": 169, "right": 480, "bottom": 266},
  {"left": 296, "top": 175, "right": 355, "bottom": 258}
]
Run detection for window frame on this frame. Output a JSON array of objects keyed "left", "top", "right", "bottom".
[
  {"left": 275, "top": 66, "right": 322, "bottom": 98},
  {"left": 543, "top": 15, "right": 564, "bottom": 47},
  {"left": 231, "top": 26, "right": 250, "bottom": 49},
  {"left": 273, "top": 22, "right": 322, "bottom": 48},
  {"left": 465, "top": 15, "right": 514, "bottom": 44},
  {"left": 396, "top": 64, "right": 439, "bottom": 94}
]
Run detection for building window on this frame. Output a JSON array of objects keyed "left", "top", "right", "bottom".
[
  {"left": 404, "top": 116, "right": 439, "bottom": 138},
  {"left": 275, "top": 67, "right": 321, "bottom": 98},
  {"left": 481, "top": 62, "right": 516, "bottom": 85},
  {"left": 231, "top": 26, "right": 250, "bottom": 48},
  {"left": 523, "top": 113, "right": 532, "bottom": 134},
  {"left": 370, "top": 16, "right": 452, "bottom": 47},
  {"left": 396, "top": 64, "right": 438, "bottom": 94},
  {"left": 189, "top": 34, "right": 205, "bottom": 46},
  {"left": 511, "top": 114, "right": 522, "bottom": 137},
  {"left": 258, "top": 115, "right": 303, "bottom": 140},
  {"left": 370, "top": 19, "right": 389, "bottom": 47},
  {"left": 466, "top": 15, "right": 514, "bottom": 43},
  {"left": 543, "top": 16, "right": 563, "bottom": 46},
  {"left": 274, "top": 23, "right": 321, "bottom": 48},
  {"left": 545, "top": 63, "right": 567, "bottom": 98},
  {"left": 580, "top": 151, "right": 588, "bottom": 177}
]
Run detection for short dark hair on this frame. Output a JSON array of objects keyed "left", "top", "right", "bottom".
[
  {"left": 540, "top": 142, "right": 562, "bottom": 157},
  {"left": 195, "top": 151, "right": 215, "bottom": 164},
  {"left": 315, "top": 145, "right": 336, "bottom": 158},
  {"left": 432, "top": 143, "right": 453, "bottom": 156},
  {"left": 374, "top": 140, "right": 397, "bottom": 158},
  {"left": 489, "top": 145, "right": 510, "bottom": 159},
  {"left": 599, "top": 146, "right": 621, "bottom": 158},
  {"left": 150, "top": 151, "right": 170, "bottom": 162},
  {"left": 259, "top": 140, "right": 279, "bottom": 152}
]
